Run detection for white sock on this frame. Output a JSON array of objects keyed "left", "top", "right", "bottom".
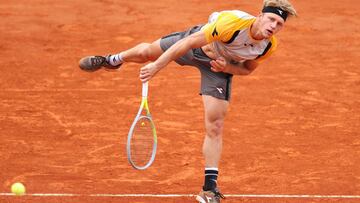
[{"left": 109, "top": 53, "right": 123, "bottom": 66}]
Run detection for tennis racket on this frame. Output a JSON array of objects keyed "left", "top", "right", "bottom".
[{"left": 126, "top": 82, "right": 157, "bottom": 170}]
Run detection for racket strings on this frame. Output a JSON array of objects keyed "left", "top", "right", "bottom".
[{"left": 130, "top": 118, "right": 154, "bottom": 167}]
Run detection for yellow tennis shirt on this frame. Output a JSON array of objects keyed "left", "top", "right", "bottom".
[{"left": 202, "top": 10, "right": 277, "bottom": 63}]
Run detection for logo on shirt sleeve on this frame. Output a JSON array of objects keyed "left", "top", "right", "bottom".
[{"left": 212, "top": 27, "right": 218, "bottom": 37}]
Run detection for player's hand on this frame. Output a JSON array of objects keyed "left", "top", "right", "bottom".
[
  {"left": 210, "top": 57, "right": 227, "bottom": 72},
  {"left": 140, "top": 63, "right": 160, "bottom": 82}
]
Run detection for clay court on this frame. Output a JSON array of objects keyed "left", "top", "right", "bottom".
[{"left": 1, "top": 0, "right": 359, "bottom": 202}]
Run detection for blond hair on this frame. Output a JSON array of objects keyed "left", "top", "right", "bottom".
[{"left": 263, "top": 0, "right": 297, "bottom": 17}]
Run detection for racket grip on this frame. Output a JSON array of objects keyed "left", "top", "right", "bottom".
[{"left": 142, "top": 82, "right": 148, "bottom": 97}]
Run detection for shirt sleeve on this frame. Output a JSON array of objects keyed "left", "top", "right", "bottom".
[{"left": 202, "top": 11, "right": 253, "bottom": 43}]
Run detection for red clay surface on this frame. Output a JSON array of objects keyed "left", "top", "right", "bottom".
[{"left": 1, "top": 0, "right": 359, "bottom": 202}]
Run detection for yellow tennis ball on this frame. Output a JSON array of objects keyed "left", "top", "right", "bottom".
[{"left": 11, "top": 182, "right": 26, "bottom": 196}]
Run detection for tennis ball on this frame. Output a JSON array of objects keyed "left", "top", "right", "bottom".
[{"left": 11, "top": 182, "right": 26, "bottom": 196}]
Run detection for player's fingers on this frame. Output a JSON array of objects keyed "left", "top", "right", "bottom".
[
  {"left": 210, "top": 60, "right": 218, "bottom": 68},
  {"left": 216, "top": 58, "right": 226, "bottom": 67},
  {"left": 210, "top": 65, "right": 222, "bottom": 72},
  {"left": 211, "top": 67, "right": 221, "bottom": 72},
  {"left": 140, "top": 77, "right": 149, "bottom": 83},
  {"left": 140, "top": 73, "right": 150, "bottom": 82},
  {"left": 215, "top": 60, "right": 225, "bottom": 69},
  {"left": 214, "top": 57, "right": 226, "bottom": 67},
  {"left": 140, "top": 67, "right": 148, "bottom": 74},
  {"left": 210, "top": 60, "right": 224, "bottom": 71},
  {"left": 140, "top": 71, "right": 149, "bottom": 78}
]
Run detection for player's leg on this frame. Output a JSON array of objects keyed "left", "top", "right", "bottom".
[
  {"left": 110, "top": 39, "right": 164, "bottom": 64},
  {"left": 79, "top": 39, "right": 163, "bottom": 72},
  {"left": 202, "top": 95, "right": 228, "bottom": 187},
  {"left": 202, "top": 95, "right": 228, "bottom": 167},
  {"left": 196, "top": 95, "right": 228, "bottom": 203},
  {"left": 190, "top": 46, "right": 231, "bottom": 202}
]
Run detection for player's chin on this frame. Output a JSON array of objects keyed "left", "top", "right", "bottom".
[{"left": 262, "top": 29, "right": 273, "bottom": 38}]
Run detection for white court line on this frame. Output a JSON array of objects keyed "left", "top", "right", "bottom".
[
  {"left": 0, "top": 89, "right": 122, "bottom": 92},
  {"left": 1, "top": 193, "right": 360, "bottom": 199}
]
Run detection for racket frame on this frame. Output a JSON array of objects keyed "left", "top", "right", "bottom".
[{"left": 126, "top": 82, "right": 157, "bottom": 170}]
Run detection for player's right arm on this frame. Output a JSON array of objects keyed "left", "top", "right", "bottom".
[{"left": 140, "top": 31, "right": 208, "bottom": 82}]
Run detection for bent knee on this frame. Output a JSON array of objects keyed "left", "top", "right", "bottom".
[{"left": 138, "top": 43, "right": 161, "bottom": 61}]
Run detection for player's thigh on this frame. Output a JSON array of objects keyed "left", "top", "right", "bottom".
[
  {"left": 202, "top": 95, "right": 229, "bottom": 122},
  {"left": 147, "top": 39, "right": 164, "bottom": 61}
]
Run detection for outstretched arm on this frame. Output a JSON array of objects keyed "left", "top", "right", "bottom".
[{"left": 140, "top": 30, "right": 208, "bottom": 82}]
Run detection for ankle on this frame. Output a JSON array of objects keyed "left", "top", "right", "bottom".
[
  {"left": 108, "top": 53, "right": 123, "bottom": 66},
  {"left": 203, "top": 167, "right": 218, "bottom": 191}
]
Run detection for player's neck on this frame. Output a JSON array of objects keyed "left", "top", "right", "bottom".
[{"left": 250, "top": 19, "right": 265, "bottom": 40}]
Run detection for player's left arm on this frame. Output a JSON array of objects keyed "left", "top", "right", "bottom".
[
  {"left": 211, "top": 36, "right": 277, "bottom": 75},
  {"left": 210, "top": 58, "right": 258, "bottom": 75}
]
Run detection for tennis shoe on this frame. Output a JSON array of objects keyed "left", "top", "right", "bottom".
[
  {"left": 196, "top": 188, "right": 225, "bottom": 203},
  {"left": 79, "top": 55, "right": 121, "bottom": 72}
]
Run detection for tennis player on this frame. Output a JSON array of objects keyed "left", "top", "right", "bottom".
[{"left": 79, "top": 0, "right": 296, "bottom": 202}]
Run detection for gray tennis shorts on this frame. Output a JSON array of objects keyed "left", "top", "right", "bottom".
[{"left": 159, "top": 25, "right": 233, "bottom": 101}]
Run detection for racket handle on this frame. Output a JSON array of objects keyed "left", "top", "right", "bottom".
[{"left": 142, "top": 82, "right": 148, "bottom": 98}]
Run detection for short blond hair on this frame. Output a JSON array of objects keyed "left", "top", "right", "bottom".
[{"left": 263, "top": 0, "right": 297, "bottom": 17}]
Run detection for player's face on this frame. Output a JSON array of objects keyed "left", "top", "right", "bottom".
[{"left": 259, "top": 13, "right": 285, "bottom": 38}]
